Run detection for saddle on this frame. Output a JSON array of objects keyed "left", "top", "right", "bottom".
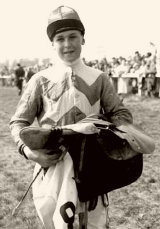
[{"left": 19, "top": 114, "right": 155, "bottom": 202}]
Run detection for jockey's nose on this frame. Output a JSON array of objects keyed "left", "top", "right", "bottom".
[{"left": 64, "top": 38, "right": 71, "bottom": 47}]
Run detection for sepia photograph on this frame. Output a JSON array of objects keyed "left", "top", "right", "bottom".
[{"left": 0, "top": 0, "right": 160, "bottom": 228}]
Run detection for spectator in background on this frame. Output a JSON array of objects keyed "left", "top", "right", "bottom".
[
  {"left": 14, "top": 63, "right": 25, "bottom": 95},
  {"left": 25, "top": 67, "right": 35, "bottom": 83},
  {"left": 136, "top": 59, "right": 147, "bottom": 96},
  {"left": 117, "top": 58, "right": 129, "bottom": 98},
  {"left": 133, "top": 51, "right": 142, "bottom": 68}
]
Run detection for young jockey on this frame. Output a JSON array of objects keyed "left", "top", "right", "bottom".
[{"left": 10, "top": 5, "right": 133, "bottom": 229}]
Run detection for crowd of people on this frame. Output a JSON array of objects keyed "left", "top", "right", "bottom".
[
  {"left": 0, "top": 63, "right": 50, "bottom": 94},
  {"left": 0, "top": 49, "right": 160, "bottom": 98},
  {"left": 83, "top": 50, "right": 159, "bottom": 98}
]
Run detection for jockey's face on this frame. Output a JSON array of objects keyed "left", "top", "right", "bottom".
[{"left": 52, "top": 30, "right": 84, "bottom": 63}]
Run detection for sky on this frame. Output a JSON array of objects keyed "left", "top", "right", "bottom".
[{"left": 0, "top": 0, "right": 160, "bottom": 63}]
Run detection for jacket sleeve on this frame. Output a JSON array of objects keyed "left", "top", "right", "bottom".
[
  {"left": 100, "top": 73, "right": 133, "bottom": 126},
  {"left": 9, "top": 75, "right": 43, "bottom": 150}
]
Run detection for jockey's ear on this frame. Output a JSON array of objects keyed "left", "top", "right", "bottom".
[{"left": 82, "top": 37, "right": 85, "bottom": 45}]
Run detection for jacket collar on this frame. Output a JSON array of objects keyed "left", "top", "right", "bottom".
[{"left": 54, "top": 57, "right": 84, "bottom": 71}]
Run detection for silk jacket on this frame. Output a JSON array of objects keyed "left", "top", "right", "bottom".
[{"left": 10, "top": 58, "right": 133, "bottom": 150}]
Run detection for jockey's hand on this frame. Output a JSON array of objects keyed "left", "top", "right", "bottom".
[{"left": 24, "top": 145, "right": 66, "bottom": 168}]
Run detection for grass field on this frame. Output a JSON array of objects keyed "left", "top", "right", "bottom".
[{"left": 0, "top": 86, "right": 160, "bottom": 229}]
